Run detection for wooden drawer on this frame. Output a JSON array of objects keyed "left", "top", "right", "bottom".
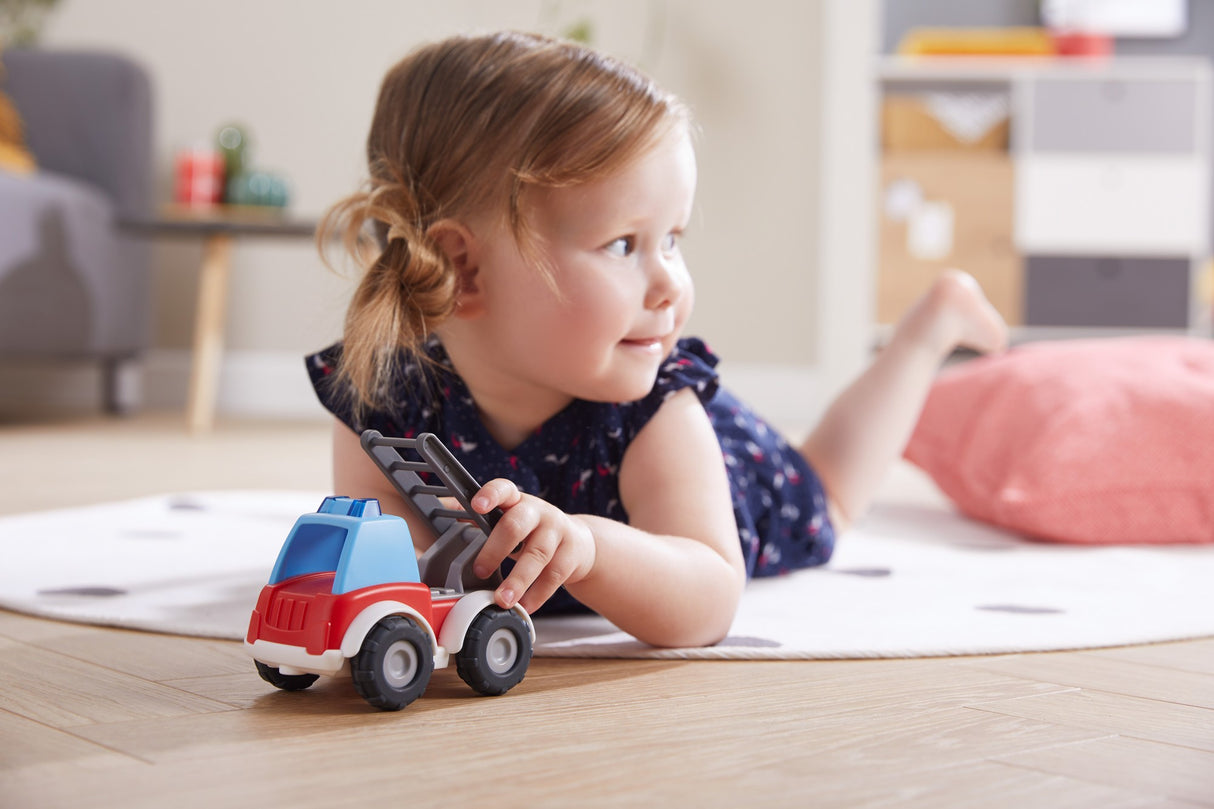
[
  {"left": 1028, "top": 77, "right": 1200, "bottom": 153},
  {"left": 1024, "top": 255, "right": 1191, "bottom": 328},
  {"left": 879, "top": 153, "right": 1022, "bottom": 325},
  {"left": 1015, "top": 155, "right": 1209, "bottom": 253}
]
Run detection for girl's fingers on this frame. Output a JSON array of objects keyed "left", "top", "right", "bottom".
[
  {"left": 467, "top": 489, "right": 593, "bottom": 613},
  {"left": 471, "top": 478, "right": 522, "bottom": 514},
  {"left": 472, "top": 491, "right": 538, "bottom": 578},
  {"left": 495, "top": 524, "right": 562, "bottom": 609},
  {"left": 513, "top": 546, "right": 580, "bottom": 613}
]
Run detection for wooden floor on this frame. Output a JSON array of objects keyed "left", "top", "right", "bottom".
[{"left": 1, "top": 413, "right": 1212, "bottom": 808}]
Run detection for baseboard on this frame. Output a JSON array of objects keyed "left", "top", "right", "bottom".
[
  {"left": 0, "top": 351, "right": 822, "bottom": 430},
  {"left": 0, "top": 350, "right": 328, "bottom": 420},
  {"left": 140, "top": 350, "right": 328, "bottom": 419},
  {"left": 0, "top": 359, "right": 118, "bottom": 416}
]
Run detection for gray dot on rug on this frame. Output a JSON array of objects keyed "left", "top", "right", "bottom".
[
  {"left": 37, "top": 586, "right": 127, "bottom": 598},
  {"left": 976, "top": 604, "right": 1065, "bottom": 615},
  {"left": 831, "top": 567, "right": 892, "bottom": 577}
]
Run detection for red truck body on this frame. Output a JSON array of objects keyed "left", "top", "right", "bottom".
[{"left": 248, "top": 575, "right": 460, "bottom": 657}]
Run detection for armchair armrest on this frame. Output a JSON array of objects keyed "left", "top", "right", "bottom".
[{"left": 1, "top": 49, "right": 153, "bottom": 219}]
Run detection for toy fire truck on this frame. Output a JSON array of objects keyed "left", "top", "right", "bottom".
[{"left": 246, "top": 430, "right": 533, "bottom": 711}]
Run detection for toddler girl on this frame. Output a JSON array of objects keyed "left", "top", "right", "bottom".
[{"left": 308, "top": 31, "right": 1007, "bottom": 648}]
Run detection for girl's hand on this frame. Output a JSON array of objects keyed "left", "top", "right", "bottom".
[{"left": 470, "top": 478, "right": 596, "bottom": 614}]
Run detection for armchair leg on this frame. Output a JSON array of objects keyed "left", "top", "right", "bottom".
[{"left": 102, "top": 356, "right": 143, "bottom": 415}]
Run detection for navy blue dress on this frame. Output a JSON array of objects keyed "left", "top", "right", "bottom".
[{"left": 307, "top": 336, "right": 835, "bottom": 613}]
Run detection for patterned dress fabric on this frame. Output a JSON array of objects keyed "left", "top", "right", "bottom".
[{"left": 307, "top": 336, "right": 835, "bottom": 613}]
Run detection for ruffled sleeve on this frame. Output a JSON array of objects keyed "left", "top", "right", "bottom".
[
  {"left": 617, "top": 337, "right": 721, "bottom": 444},
  {"left": 654, "top": 336, "right": 720, "bottom": 404}
]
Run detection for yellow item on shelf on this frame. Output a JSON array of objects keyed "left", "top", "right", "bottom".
[
  {"left": 898, "top": 27, "right": 1056, "bottom": 57},
  {"left": 0, "top": 140, "right": 35, "bottom": 173},
  {"left": 0, "top": 58, "right": 36, "bottom": 174}
]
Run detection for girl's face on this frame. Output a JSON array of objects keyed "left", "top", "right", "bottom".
[{"left": 460, "top": 126, "right": 697, "bottom": 414}]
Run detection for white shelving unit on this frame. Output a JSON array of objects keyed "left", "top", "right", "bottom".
[{"left": 878, "top": 55, "right": 1213, "bottom": 340}]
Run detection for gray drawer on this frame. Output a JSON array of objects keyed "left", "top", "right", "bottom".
[
  {"left": 1030, "top": 78, "right": 1199, "bottom": 153},
  {"left": 1024, "top": 255, "right": 1190, "bottom": 328}
]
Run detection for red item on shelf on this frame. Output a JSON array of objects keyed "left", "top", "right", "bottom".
[
  {"left": 174, "top": 147, "right": 225, "bottom": 206},
  {"left": 1050, "top": 31, "right": 1114, "bottom": 58}
]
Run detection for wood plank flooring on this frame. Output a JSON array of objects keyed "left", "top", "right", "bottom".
[{"left": 1, "top": 414, "right": 1211, "bottom": 807}]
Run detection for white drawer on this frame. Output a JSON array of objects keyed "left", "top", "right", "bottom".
[{"left": 1015, "top": 155, "right": 1210, "bottom": 254}]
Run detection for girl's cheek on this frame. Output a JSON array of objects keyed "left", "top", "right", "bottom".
[{"left": 676, "top": 281, "right": 695, "bottom": 322}]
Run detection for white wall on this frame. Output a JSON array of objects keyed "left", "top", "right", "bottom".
[{"left": 22, "top": 0, "right": 877, "bottom": 425}]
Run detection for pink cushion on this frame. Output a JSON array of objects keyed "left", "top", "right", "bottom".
[{"left": 905, "top": 336, "right": 1214, "bottom": 544}]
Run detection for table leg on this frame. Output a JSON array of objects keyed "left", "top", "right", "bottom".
[{"left": 186, "top": 233, "right": 233, "bottom": 432}]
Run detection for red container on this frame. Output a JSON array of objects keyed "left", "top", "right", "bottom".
[
  {"left": 1050, "top": 31, "right": 1114, "bottom": 58},
  {"left": 174, "top": 147, "right": 225, "bottom": 206}
]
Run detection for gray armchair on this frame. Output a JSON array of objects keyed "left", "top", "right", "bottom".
[{"left": 0, "top": 49, "right": 154, "bottom": 412}]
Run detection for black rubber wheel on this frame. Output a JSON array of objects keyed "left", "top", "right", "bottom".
[
  {"left": 456, "top": 608, "right": 532, "bottom": 696},
  {"left": 351, "top": 615, "right": 434, "bottom": 711},
  {"left": 255, "top": 660, "right": 319, "bottom": 691}
]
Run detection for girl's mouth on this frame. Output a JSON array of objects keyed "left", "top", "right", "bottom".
[{"left": 620, "top": 336, "right": 665, "bottom": 352}]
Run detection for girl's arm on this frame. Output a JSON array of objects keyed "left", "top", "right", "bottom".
[
  {"left": 474, "top": 388, "right": 746, "bottom": 648},
  {"left": 583, "top": 387, "right": 744, "bottom": 646}
]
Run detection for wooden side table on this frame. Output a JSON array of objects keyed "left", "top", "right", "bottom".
[{"left": 121, "top": 205, "right": 317, "bottom": 432}]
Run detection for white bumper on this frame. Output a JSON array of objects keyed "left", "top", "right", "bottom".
[{"left": 246, "top": 639, "right": 347, "bottom": 678}]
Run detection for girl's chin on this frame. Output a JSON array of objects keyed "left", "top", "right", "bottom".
[{"left": 578, "top": 368, "right": 662, "bottom": 404}]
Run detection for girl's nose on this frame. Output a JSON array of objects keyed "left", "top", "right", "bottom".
[{"left": 644, "top": 256, "right": 686, "bottom": 310}]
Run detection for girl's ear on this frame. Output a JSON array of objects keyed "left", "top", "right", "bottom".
[{"left": 427, "top": 219, "right": 485, "bottom": 318}]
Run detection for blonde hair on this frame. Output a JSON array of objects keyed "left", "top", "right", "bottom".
[{"left": 319, "top": 30, "right": 690, "bottom": 415}]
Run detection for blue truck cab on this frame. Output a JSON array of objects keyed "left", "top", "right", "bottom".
[{"left": 267, "top": 496, "right": 420, "bottom": 595}]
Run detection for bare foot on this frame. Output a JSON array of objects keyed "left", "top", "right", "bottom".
[{"left": 895, "top": 269, "right": 1009, "bottom": 357}]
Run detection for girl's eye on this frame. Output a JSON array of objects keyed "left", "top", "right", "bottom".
[
  {"left": 604, "top": 236, "right": 635, "bottom": 257},
  {"left": 661, "top": 232, "right": 680, "bottom": 253}
]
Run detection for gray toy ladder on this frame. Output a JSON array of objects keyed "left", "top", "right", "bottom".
[{"left": 360, "top": 430, "right": 503, "bottom": 593}]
